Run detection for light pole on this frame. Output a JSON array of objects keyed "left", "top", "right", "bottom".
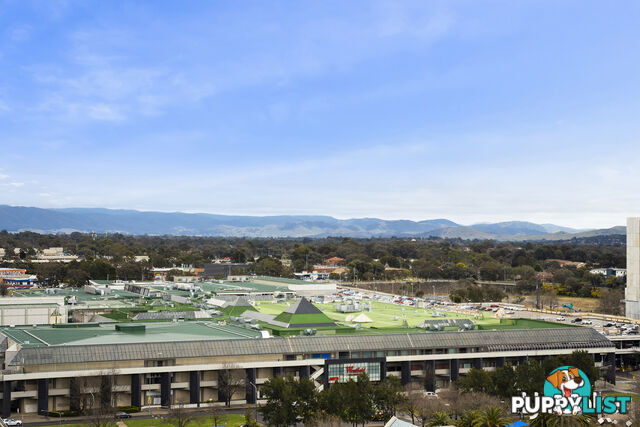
[{"left": 249, "top": 382, "right": 259, "bottom": 421}]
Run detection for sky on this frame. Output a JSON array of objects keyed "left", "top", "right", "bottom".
[{"left": 1, "top": 1, "right": 639, "bottom": 229}]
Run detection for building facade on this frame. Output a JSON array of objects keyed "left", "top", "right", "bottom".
[
  {"left": 0, "top": 328, "right": 618, "bottom": 417},
  {"left": 627, "top": 217, "right": 640, "bottom": 320}
]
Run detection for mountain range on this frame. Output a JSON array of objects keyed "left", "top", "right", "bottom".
[{"left": 0, "top": 205, "right": 625, "bottom": 240}]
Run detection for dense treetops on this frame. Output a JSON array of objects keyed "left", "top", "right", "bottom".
[{"left": 0, "top": 231, "right": 625, "bottom": 298}]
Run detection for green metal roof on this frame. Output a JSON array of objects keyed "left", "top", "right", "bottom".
[
  {"left": 0, "top": 321, "right": 261, "bottom": 348},
  {"left": 8, "top": 328, "right": 613, "bottom": 366},
  {"left": 200, "top": 281, "right": 288, "bottom": 293}
]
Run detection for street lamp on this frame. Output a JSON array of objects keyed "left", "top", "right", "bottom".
[{"left": 249, "top": 382, "right": 259, "bottom": 421}]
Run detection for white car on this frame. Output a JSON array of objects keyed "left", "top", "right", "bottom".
[
  {"left": 581, "top": 320, "right": 593, "bottom": 325},
  {"left": 556, "top": 316, "right": 566, "bottom": 321},
  {"left": 3, "top": 419, "right": 22, "bottom": 426}
]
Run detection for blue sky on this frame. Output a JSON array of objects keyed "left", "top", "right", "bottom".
[{"left": 1, "top": 1, "right": 639, "bottom": 229}]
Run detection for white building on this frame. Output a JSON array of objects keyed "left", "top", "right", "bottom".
[
  {"left": 0, "top": 296, "right": 67, "bottom": 325},
  {"left": 590, "top": 267, "right": 627, "bottom": 278},
  {"left": 626, "top": 217, "right": 640, "bottom": 319},
  {"left": 34, "top": 247, "right": 79, "bottom": 263}
]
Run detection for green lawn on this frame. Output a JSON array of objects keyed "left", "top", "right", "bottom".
[
  {"left": 255, "top": 300, "right": 492, "bottom": 328},
  {"left": 103, "top": 302, "right": 199, "bottom": 322},
  {"left": 254, "top": 300, "right": 565, "bottom": 331},
  {"left": 125, "top": 413, "right": 246, "bottom": 427}
]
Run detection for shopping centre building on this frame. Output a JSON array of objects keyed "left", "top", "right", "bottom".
[{"left": 0, "top": 323, "right": 620, "bottom": 417}]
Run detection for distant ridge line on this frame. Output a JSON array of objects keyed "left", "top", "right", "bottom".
[{"left": 0, "top": 204, "right": 624, "bottom": 241}]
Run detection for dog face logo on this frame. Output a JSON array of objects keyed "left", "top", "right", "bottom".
[
  {"left": 546, "top": 367, "right": 584, "bottom": 398},
  {"left": 543, "top": 366, "right": 591, "bottom": 415}
]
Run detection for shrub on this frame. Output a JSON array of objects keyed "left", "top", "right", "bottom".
[{"left": 117, "top": 405, "right": 141, "bottom": 413}]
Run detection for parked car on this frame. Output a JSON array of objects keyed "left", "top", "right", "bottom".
[
  {"left": 556, "top": 316, "right": 566, "bottom": 321},
  {"left": 424, "top": 391, "right": 438, "bottom": 397},
  {"left": 3, "top": 419, "right": 22, "bottom": 426},
  {"left": 582, "top": 320, "right": 593, "bottom": 325},
  {"left": 114, "top": 412, "right": 132, "bottom": 419},
  {"left": 604, "top": 322, "right": 615, "bottom": 328},
  {"left": 572, "top": 318, "right": 583, "bottom": 323}
]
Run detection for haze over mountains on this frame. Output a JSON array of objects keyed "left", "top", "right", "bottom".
[{"left": 0, "top": 205, "right": 625, "bottom": 240}]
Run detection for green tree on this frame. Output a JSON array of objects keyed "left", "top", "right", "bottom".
[
  {"left": 260, "top": 376, "right": 298, "bottom": 427},
  {"left": 457, "top": 368, "right": 493, "bottom": 394},
  {"left": 471, "top": 407, "right": 511, "bottom": 427},
  {"left": 294, "top": 377, "right": 320, "bottom": 425},
  {"left": 528, "top": 412, "right": 592, "bottom": 427},
  {"left": 514, "top": 360, "right": 546, "bottom": 395},
  {"left": 261, "top": 375, "right": 320, "bottom": 426},
  {"left": 491, "top": 364, "right": 516, "bottom": 399},
  {"left": 243, "top": 408, "right": 260, "bottom": 427},
  {"left": 458, "top": 410, "right": 483, "bottom": 427},
  {"left": 253, "top": 256, "right": 286, "bottom": 277},
  {"left": 231, "top": 249, "right": 247, "bottom": 263},
  {"left": 66, "top": 268, "right": 91, "bottom": 287},
  {"left": 373, "top": 376, "right": 405, "bottom": 421},
  {"left": 323, "top": 374, "right": 375, "bottom": 427},
  {"left": 429, "top": 411, "right": 452, "bottom": 427}
]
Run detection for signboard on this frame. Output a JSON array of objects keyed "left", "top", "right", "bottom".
[{"left": 325, "top": 357, "right": 386, "bottom": 384}]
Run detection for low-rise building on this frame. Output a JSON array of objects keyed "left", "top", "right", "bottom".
[
  {"left": 34, "top": 247, "right": 79, "bottom": 263},
  {"left": 0, "top": 296, "right": 67, "bottom": 326},
  {"left": 0, "top": 268, "right": 38, "bottom": 288},
  {"left": 590, "top": 267, "right": 626, "bottom": 278},
  {"left": 0, "top": 324, "right": 617, "bottom": 416}
]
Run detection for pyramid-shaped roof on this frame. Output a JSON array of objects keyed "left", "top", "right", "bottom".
[
  {"left": 282, "top": 297, "right": 324, "bottom": 315},
  {"left": 274, "top": 297, "right": 336, "bottom": 327},
  {"left": 221, "top": 296, "right": 257, "bottom": 316}
]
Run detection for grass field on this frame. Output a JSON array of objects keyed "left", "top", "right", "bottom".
[
  {"left": 125, "top": 413, "right": 246, "bottom": 427},
  {"left": 255, "top": 300, "right": 493, "bottom": 328}
]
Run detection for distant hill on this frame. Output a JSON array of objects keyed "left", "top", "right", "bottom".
[
  {"left": 469, "top": 221, "right": 580, "bottom": 236},
  {"left": 0, "top": 205, "right": 623, "bottom": 240}
]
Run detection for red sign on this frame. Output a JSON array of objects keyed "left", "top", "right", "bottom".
[{"left": 346, "top": 365, "right": 366, "bottom": 375}]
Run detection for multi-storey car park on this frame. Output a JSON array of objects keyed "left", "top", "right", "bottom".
[{"left": 0, "top": 321, "right": 621, "bottom": 417}]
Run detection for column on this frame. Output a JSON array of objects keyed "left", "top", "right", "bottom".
[
  {"left": 2, "top": 381, "right": 11, "bottom": 418},
  {"left": 217, "top": 371, "right": 226, "bottom": 403},
  {"left": 299, "top": 365, "right": 310, "bottom": 378},
  {"left": 189, "top": 371, "right": 200, "bottom": 406},
  {"left": 131, "top": 374, "right": 141, "bottom": 408},
  {"left": 605, "top": 353, "right": 616, "bottom": 385},
  {"left": 160, "top": 373, "right": 171, "bottom": 407},
  {"left": 401, "top": 361, "right": 411, "bottom": 386},
  {"left": 37, "top": 379, "right": 48, "bottom": 415},
  {"left": 425, "top": 361, "right": 436, "bottom": 392},
  {"left": 473, "top": 358, "right": 482, "bottom": 370},
  {"left": 245, "top": 368, "right": 256, "bottom": 404},
  {"left": 450, "top": 359, "right": 459, "bottom": 382}
]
